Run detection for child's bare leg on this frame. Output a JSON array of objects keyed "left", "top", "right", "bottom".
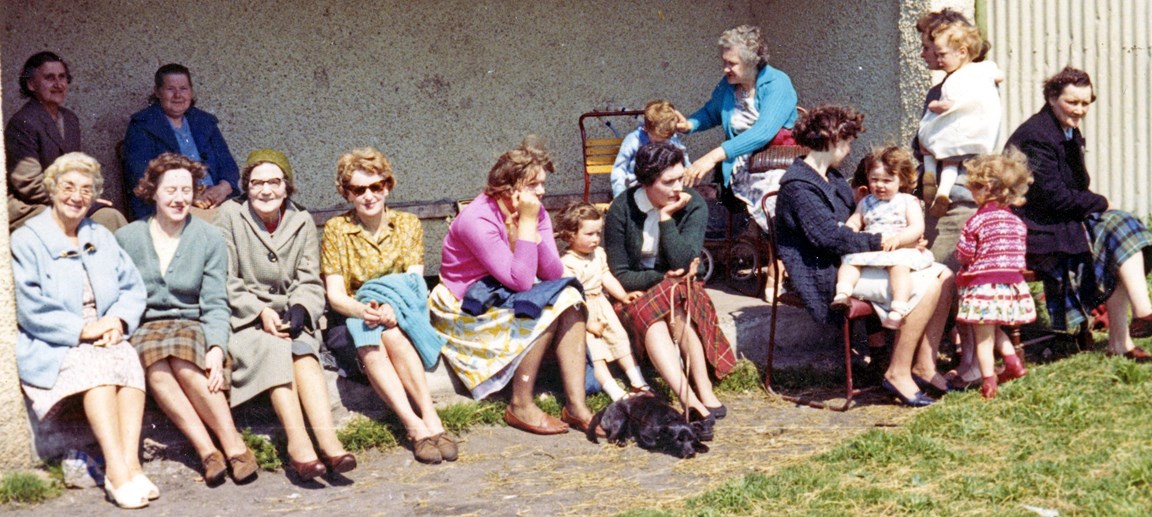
[
  {"left": 882, "top": 266, "right": 912, "bottom": 329},
  {"left": 832, "top": 264, "right": 861, "bottom": 308},
  {"left": 995, "top": 326, "right": 1028, "bottom": 382},
  {"left": 929, "top": 157, "right": 958, "bottom": 218},
  {"left": 973, "top": 323, "right": 998, "bottom": 398}
]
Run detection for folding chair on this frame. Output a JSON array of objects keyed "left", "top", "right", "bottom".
[
  {"left": 578, "top": 110, "right": 644, "bottom": 203},
  {"left": 760, "top": 191, "right": 875, "bottom": 411}
]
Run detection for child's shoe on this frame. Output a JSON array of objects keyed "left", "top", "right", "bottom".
[
  {"left": 981, "top": 375, "right": 998, "bottom": 399},
  {"left": 829, "top": 292, "right": 851, "bottom": 312},
  {"left": 928, "top": 194, "right": 951, "bottom": 218},
  {"left": 882, "top": 302, "right": 910, "bottom": 330},
  {"left": 998, "top": 354, "right": 1028, "bottom": 383}
]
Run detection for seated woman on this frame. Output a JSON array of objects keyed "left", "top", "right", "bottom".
[
  {"left": 1007, "top": 67, "right": 1152, "bottom": 362},
  {"left": 676, "top": 24, "right": 798, "bottom": 231},
  {"left": 116, "top": 153, "right": 256, "bottom": 486},
  {"left": 13, "top": 152, "right": 153, "bottom": 509},
  {"left": 216, "top": 149, "right": 355, "bottom": 480},
  {"left": 6, "top": 51, "right": 126, "bottom": 231},
  {"left": 430, "top": 138, "right": 594, "bottom": 436},
  {"left": 775, "top": 105, "right": 954, "bottom": 406},
  {"left": 603, "top": 141, "right": 736, "bottom": 424},
  {"left": 321, "top": 147, "right": 456, "bottom": 465},
  {"left": 123, "top": 63, "right": 239, "bottom": 219}
]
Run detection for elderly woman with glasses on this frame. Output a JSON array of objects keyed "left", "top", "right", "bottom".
[
  {"left": 321, "top": 147, "right": 456, "bottom": 465},
  {"left": 215, "top": 149, "right": 355, "bottom": 481}
]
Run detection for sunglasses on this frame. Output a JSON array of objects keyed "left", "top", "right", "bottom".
[{"left": 344, "top": 180, "right": 387, "bottom": 196}]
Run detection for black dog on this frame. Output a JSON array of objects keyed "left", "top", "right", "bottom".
[{"left": 587, "top": 393, "right": 711, "bottom": 458}]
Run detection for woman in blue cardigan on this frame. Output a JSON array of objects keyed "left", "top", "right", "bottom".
[
  {"left": 122, "top": 64, "right": 239, "bottom": 220},
  {"left": 12, "top": 153, "right": 153, "bottom": 508},
  {"left": 677, "top": 25, "right": 798, "bottom": 210}
]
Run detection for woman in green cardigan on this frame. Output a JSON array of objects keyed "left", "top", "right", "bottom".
[
  {"left": 603, "top": 142, "right": 736, "bottom": 427},
  {"left": 117, "top": 153, "right": 256, "bottom": 487}
]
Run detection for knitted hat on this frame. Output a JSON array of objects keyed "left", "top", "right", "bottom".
[{"left": 245, "top": 148, "right": 293, "bottom": 182}]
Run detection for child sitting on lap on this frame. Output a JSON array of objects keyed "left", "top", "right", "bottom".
[
  {"left": 556, "top": 202, "right": 649, "bottom": 400},
  {"left": 832, "top": 147, "right": 934, "bottom": 329},
  {"left": 610, "top": 100, "right": 690, "bottom": 197}
]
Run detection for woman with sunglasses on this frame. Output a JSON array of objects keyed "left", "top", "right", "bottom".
[{"left": 320, "top": 147, "right": 456, "bottom": 464}]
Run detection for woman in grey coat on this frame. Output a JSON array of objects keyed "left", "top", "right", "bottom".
[{"left": 215, "top": 149, "right": 355, "bottom": 481}]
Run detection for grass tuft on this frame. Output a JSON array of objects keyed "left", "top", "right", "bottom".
[
  {"left": 338, "top": 415, "right": 401, "bottom": 452},
  {"left": 0, "top": 472, "right": 58, "bottom": 505},
  {"left": 241, "top": 428, "right": 283, "bottom": 471},
  {"left": 439, "top": 400, "right": 507, "bottom": 434},
  {"left": 714, "top": 359, "right": 762, "bottom": 394}
]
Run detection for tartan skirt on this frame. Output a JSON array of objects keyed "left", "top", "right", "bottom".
[
  {"left": 614, "top": 277, "right": 736, "bottom": 378},
  {"left": 131, "top": 319, "right": 231, "bottom": 389}
]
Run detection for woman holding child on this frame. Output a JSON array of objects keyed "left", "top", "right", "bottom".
[
  {"left": 430, "top": 138, "right": 595, "bottom": 436},
  {"left": 604, "top": 141, "right": 736, "bottom": 425},
  {"left": 215, "top": 149, "right": 355, "bottom": 480},
  {"left": 1008, "top": 67, "right": 1152, "bottom": 362},
  {"left": 13, "top": 152, "right": 153, "bottom": 509},
  {"left": 321, "top": 147, "right": 456, "bottom": 464},
  {"left": 775, "top": 105, "right": 954, "bottom": 407}
]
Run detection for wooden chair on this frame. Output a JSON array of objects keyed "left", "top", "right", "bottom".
[
  {"left": 760, "top": 191, "right": 876, "bottom": 411},
  {"left": 578, "top": 110, "right": 644, "bottom": 203}
]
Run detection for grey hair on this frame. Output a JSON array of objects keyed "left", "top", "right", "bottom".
[
  {"left": 719, "top": 25, "right": 769, "bottom": 68},
  {"left": 44, "top": 152, "right": 104, "bottom": 200}
]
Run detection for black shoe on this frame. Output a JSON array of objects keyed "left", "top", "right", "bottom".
[
  {"left": 704, "top": 404, "right": 727, "bottom": 420},
  {"left": 912, "top": 374, "right": 949, "bottom": 398},
  {"left": 881, "top": 379, "right": 936, "bottom": 407}
]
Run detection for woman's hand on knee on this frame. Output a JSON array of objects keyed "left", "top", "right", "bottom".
[{"left": 205, "top": 346, "right": 226, "bottom": 393}]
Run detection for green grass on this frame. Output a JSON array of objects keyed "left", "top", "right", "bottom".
[
  {"left": 631, "top": 352, "right": 1152, "bottom": 515},
  {"left": 241, "top": 428, "right": 283, "bottom": 471},
  {"left": 0, "top": 472, "right": 59, "bottom": 505}
]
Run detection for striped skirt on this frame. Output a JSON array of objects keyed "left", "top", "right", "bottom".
[
  {"left": 614, "top": 277, "right": 736, "bottom": 378},
  {"left": 131, "top": 319, "right": 231, "bottom": 389}
]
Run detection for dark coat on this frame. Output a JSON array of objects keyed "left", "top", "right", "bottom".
[
  {"left": 5, "top": 100, "right": 81, "bottom": 228},
  {"left": 1006, "top": 105, "right": 1108, "bottom": 257},
  {"left": 603, "top": 186, "right": 708, "bottom": 292},
  {"left": 123, "top": 104, "right": 239, "bottom": 219},
  {"left": 775, "top": 158, "right": 880, "bottom": 324}
]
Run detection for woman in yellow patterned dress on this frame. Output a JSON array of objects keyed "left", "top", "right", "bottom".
[{"left": 321, "top": 147, "right": 456, "bottom": 464}]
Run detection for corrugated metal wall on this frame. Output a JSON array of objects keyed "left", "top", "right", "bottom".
[{"left": 985, "top": 0, "right": 1151, "bottom": 216}]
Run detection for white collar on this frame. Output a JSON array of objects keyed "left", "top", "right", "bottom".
[{"left": 633, "top": 187, "right": 657, "bottom": 214}]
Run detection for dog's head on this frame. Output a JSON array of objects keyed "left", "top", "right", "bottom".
[{"left": 659, "top": 421, "right": 708, "bottom": 458}]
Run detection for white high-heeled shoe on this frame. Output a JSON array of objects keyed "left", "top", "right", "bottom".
[
  {"left": 105, "top": 479, "right": 148, "bottom": 509},
  {"left": 131, "top": 473, "right": 159, "bottom": 500}
]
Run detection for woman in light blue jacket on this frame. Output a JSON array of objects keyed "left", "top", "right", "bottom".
[{"left": 12, "top": 152, "right": 154, "bottom": 509}]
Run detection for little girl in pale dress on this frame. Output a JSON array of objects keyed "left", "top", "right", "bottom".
[
  {"left": 556, "top": 202, "right": 650, "bottom": 400},
  {"left": 832, "top": 147, "right": 935, "bottom": 328}
]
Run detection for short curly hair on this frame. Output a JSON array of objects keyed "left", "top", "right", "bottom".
[
  {"left": 964, "top": 149, "right": 1033, "bottom": 207},
  {"left": 855, "top": 146, "right": 917, "bottom": 194},
  {"left": 793, "top": 104, "right": 865, "bottom": 152},
  {"left": 719, "top": 25, "right": 769, "bottom": 68},
  {"left": 933, "top": 22, "right": 985, "bottom": 63},
  {"left": 1043, "top": 66, "right": 1096, "bottom": 104},
  {"left": 634, "top": 141, "right": 686, "bottom": 186},
  {"left": 484, "top": 136, "right": 554, "bottom": 199},
  {"left": 643, "top": 100, "right": 680, "bottom": 140},
  {"left": 336, "top": 147, "right": 395, "bottom": 198},
  {"left": 554, "top": 201, "right": 604, "bottom": 244},
  {"left": 916, "top": 9, "right": 990, "bottom": 61},
  {"left": 44, "top": 152, "right": 103, "bottom": 200},
  {"left": 133, "top": 152, "right": 207, "bottom": 203}
]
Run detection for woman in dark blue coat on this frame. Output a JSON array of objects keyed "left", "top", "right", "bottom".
[
  {"left": 775, "top": 105, "right": 954, "bottom": 406},
  {"left": 123, "top": 63, "right": 238, "bottom": 219}
]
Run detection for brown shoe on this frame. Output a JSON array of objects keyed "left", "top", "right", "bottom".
[
  {"left": 1130, "top": 315, "right": 1152, "bottom": 339},
  {"left": 289, "top": 458, "right": 326, "bottom": 481},
  {"left": 1122, "top": 346, "right": 1152, "bottom": 363},
  {"left": 503, "top": 407, "right": 568, "bottom": 435},
  {"left": 228, "top": 450, "right": 259, "bottom": 484},
  {"left": 560, "top": 407, "right": 605, "bottom": 438},
  {"left": 434, "top": 434, "right": 458, "bottom": 462},
  {"left": 201, "top": 451, "right": 227, "bottom": 487},
  {"left": 412, "top": 436, "right": 442, "bottom": 464},
  {"left": 322, "top": 453, "right": 357, "bottom": 474}
]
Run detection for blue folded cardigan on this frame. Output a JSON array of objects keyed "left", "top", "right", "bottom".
[
  {"left": 461, "top": 276, "right": 584, "bottom": 319},
  {"left": 348, "top": 273, "right": 445, "bottom": 369}
]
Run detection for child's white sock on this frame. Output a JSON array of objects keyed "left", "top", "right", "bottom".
[
  {"left": 624, "top": 365, "right": 648, "bottom": 390},
  {"left": 602, "top": 378, "right": 627, "bottom": 401},
  {"left": 835, "top": 282, "right": 855, "bottom": 297},
  {"left": 937, "top": 163, "right": 958, "bottom": 198}
]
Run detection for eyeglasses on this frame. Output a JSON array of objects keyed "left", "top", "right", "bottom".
[
  {"left": 248, "top": 177, "right": 285, "bottom": 191},
  {"left": 59, "top": 182, "right": 94, "bottom": 199},
  {"left": 344, "top": 180, "right": 387, "bottom": 197}
]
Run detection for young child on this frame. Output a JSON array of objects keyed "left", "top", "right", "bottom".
[
  {"left": 832, "top": 146, "right": 935, "bottom": 329},
  {"left": 556, "top": 202, "right": 649, "bottom": 400},
  {"left": 917, "top": 21, "right": 1004, "bottom": 218},
  {"left": 954, "top": 151, "right": 1036, "bottom": 399},
  {"left": 610, "top": 99, "right": 690, "bottom": 197}
]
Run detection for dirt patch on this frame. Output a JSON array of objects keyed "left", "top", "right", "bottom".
[{"left": 7, "top": 391, "right": 913, "bottom": 516}]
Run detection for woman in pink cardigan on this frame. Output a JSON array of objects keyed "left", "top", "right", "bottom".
[{"left": 430, "top": 138, "right": 594, "bottom": 436}]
